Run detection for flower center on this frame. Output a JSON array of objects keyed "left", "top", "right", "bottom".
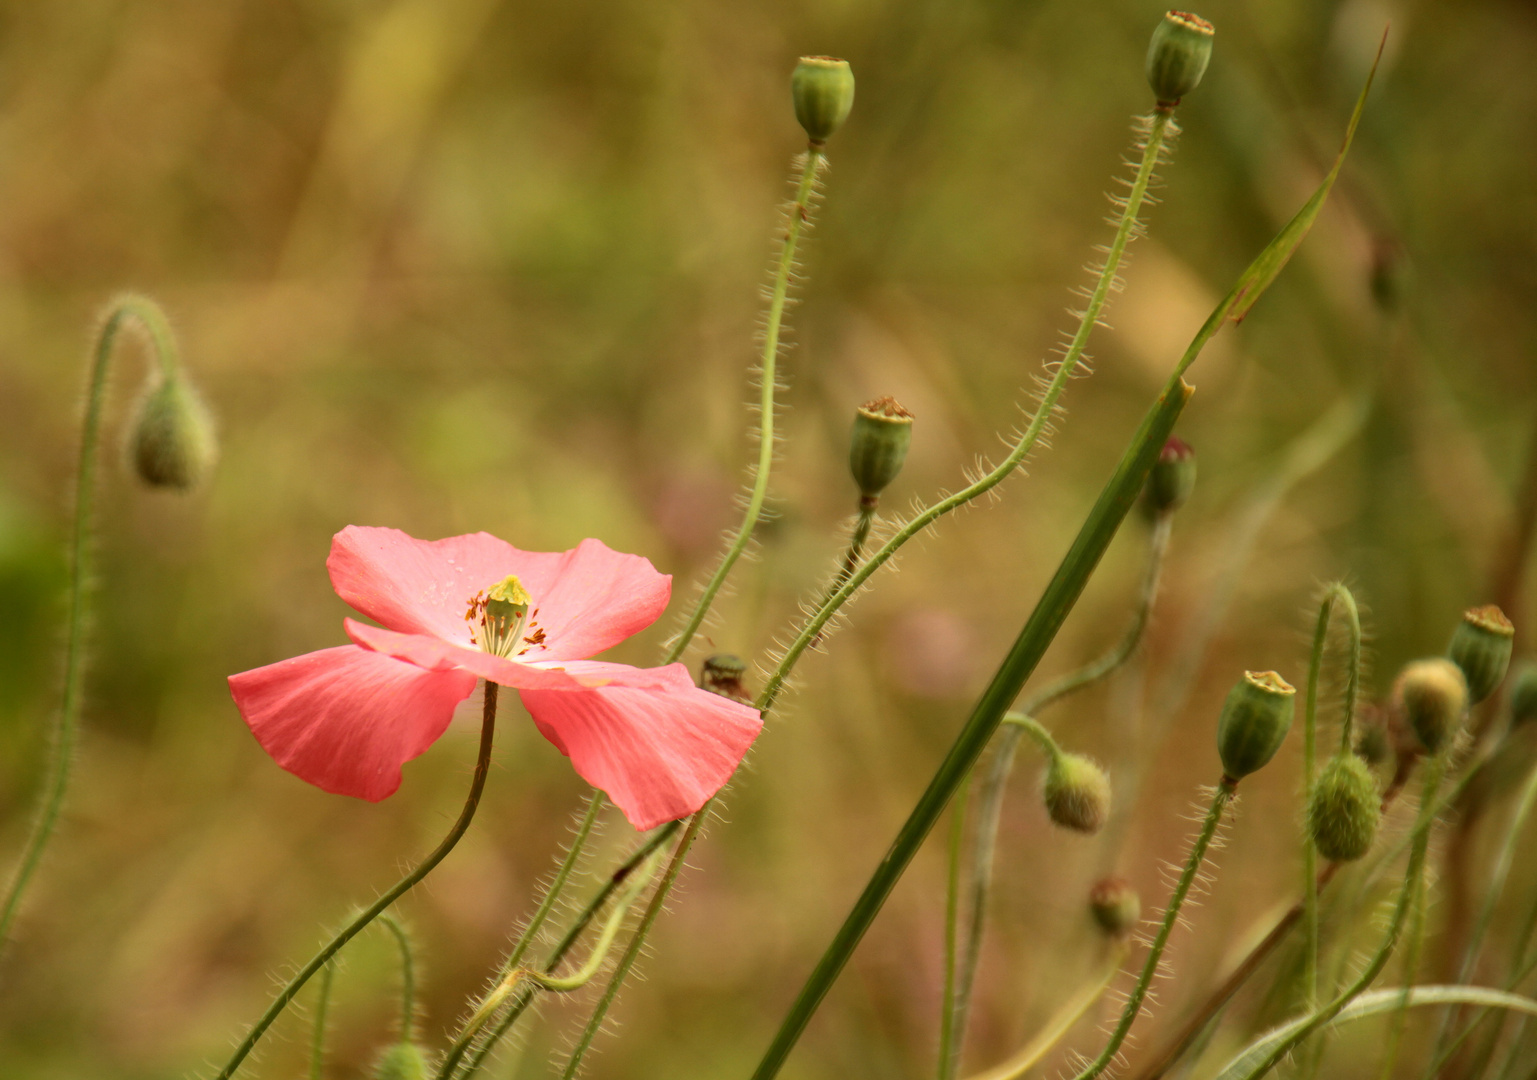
[{"left": 466, "top": 575, "right": 536, "bottom": 658}]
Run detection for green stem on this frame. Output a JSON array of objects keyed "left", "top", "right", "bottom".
[
  {"left": 309, "top": 962, "right": 336, "bottom": 1080},
  {"left": 665, "top": 146, "right": 824, "bottom": 665},
  {"left": 1069, "top": 778, "right": 1235, "bottom": 1080},
  {"left": 757, "top": 110, "right": 1176, "bottom": 715},
  {"left": 377, "top": 913, "right": 417, "bottom": 1038},
  {"left": 0, "top": 296, "right": 183, "bottom": 953},
  {"left": 938, "top": 773, "right": 972, "bottom": 1080},
  {"left": 1378, "top": 862, "right": 1429, "bottom": 1079},
  {"left": 212, "top": 682, "right": 501, "bottom": 1080}
]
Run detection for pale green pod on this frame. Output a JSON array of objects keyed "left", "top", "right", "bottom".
[
  {"left": 128, "top": 375, "right": 216, "bottom": 490},
  {"left": 373, "top": 1042, "right": 430, "bottom": 1080},
  {"left": 1145, "top": 11, "right": 1215, "bottom": 105},
  {"left": 848, "top": 396, "right": 913, "bottom": 501},
  {"left": 701, "top": 653, "right": 752, "bottom": 704},
  {"left": 1089, "top": 876, "right": 1141, "bottom": 937},
  {"left": 1308, "top": 753, "right": 1381, "bottom": 862},
  {"left": 1216, "top": 670, "right": 1295, "bottom": 780},
  {"left": 1396, "top": 656, "right": 1468, "bottom": 755},
  {"left": 1042, "top": 753, "right": 1111, "bottom": 833},
  {"left": 1144, "top": 435, "right": 1196, "bottom": 515},
  {"left": 791, "top": 56, "right": 855, "bottom": 143},
  {"left": 1448, "top": 604, "right": 1515, "bottom": 705}
]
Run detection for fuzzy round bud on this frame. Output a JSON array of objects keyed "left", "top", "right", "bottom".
[
  {"left": 1042, "top": 753, "right": 1111, "bottom": 833},
  {"left": 1145, "top": 11, "right": 1214, "bottom": 106},
  {"left": 701, "top": 653, "right": 752, "bottom": 704},
  {"left": 1308, "top": 753, "right": 1381, "bottom": 862},
  {"left": 1448, "top": 605, "right": 1515, "bottom": 705},
  {"left": 791, "top": 56, "right": 855, "bottom": 144},
  {"left": 373, "top": 1042, "right": 429, "bottom": 1080},
  {"left": 1508, "top": 661, "right": 1537, "bottom": 726},
  {"left": 1216, "top": 670, "right": 1295, "bottom": 780},
  {"left": 1353, "top": 717, "right": 1392, "bottom": 768},
  {"left": 848, "top": 396, "right": 913, "bottom": 502},
  {"left": 128, "top": 375, "right": 216, "bottom": 490},
  {"left": 1089, "top": 877, "right": 1141, "bottom": 937},
  {"left": 1395, "top": 657, "right": 1468, "bottom": 755},
  {"left": 1144, "top": 436, "right": 1196, "bottom": 515}
]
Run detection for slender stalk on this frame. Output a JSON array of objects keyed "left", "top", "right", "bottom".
[
  {"left": 938, "top": 773, "right": 973, "bottom": 1079},
  {"left": 1069, "top": 778, "right": 1235, "bottom": 1080},
  {"left": 212, "top": 682, "right": 500, "bottom": 1080},
  {"left": 665, "top": 146, "right": 824, "bottom": 664},
  {"left": 377, "top": 913, "right": 417, "bottom": 1037},
  {"left": 1378, "top": 864, "right": 1430, "bottom": 1079},
  {"left": 309, "top": 962, "right": 336, "bottom": 1080},
  {"left": 0, "top": 296, "right": 182, "bottom": 953}
]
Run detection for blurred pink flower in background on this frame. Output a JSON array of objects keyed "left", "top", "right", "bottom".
[{"left": 229, "top": 526, "right": 761, "bottom": 829}]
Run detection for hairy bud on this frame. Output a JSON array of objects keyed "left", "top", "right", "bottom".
[
  {"left": 1308, "top": 753, "right": 1380, "bottom": 862},
  {"left": 1089, "top": 877, "right": 1141, "bottom": 937},
  {"left": 1395, "top": 657, "right": 1468, "bottom": 755},
  {"left": 791, "top": 56, "right": 855, "bottom": 144},
  {"left": 1146, "top": 11, "right": 1214, "bottom": 106},
  {"left": 373, "top": 1042, "right": 429, "bottom": 1080},
  {"left": 1143, "top": 435, "right": 1196, "bottom": 515},
  {"left": 1042, "top": 753, "right": 1110, "bottom": 833},
  {"left": 1216, "top": 670, "right": 1295, "bottom": 780},
  {"left": 1353, "top": 713, "right": 1392, "bottom": 769},
  {"left": 129, "top": 375, "right": 216, "bottom": 490},
  {"left": 848, "top": 396, "right": 913, "bottom": 502},
  {"left": 1448, "top": 605, "right": 1515, "bottom": 705},
  {"left": 701, "top": 653, "right": 752, "bottom": 704}
]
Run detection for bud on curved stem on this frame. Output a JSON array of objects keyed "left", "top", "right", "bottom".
[{"left": 1308, "top": 753, "right": 1381, "bottom": 862}]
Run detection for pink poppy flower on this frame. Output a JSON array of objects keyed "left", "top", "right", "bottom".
[{"left": 229, "top": 526, "right": 762, "bottom": 830}]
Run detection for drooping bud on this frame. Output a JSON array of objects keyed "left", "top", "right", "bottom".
[
  {"left": 1508, "top": 661, "right": 1537, "bottom": 726},
  {"left": 1448, "top": 605, "right": 1515, "bottom": 705},
  {"left": 373, "top": 1042, "right": 430, "bottom": 1080},
  {"left": 1395, "top": 657, "right": 1468, "bottom": 755},
  {"left": 1216, "top": 670, "right": 1295, "bottom": 780},
  {"left": 128, "top": 375, "right": 217, "bottom": 490},
  {"left": 1353, "top": 713, "right": 1392, "bottom": 769},
  {"left": 1308, "top": 753, "right": 1381, "bottom": 862},
  {"left": 1143, "top": 436, "right": 1196, "bottom": 516},
  {"left": 791, "top": 56, "right": 855, "bottom": 144},
  {"left": 1041, "top": 752, "right": 1111, "bottom": 833},
  {"left": 701, "top": 653, "right": 752, "bottom": 704},
  {"left": 848, "top": 396, "right": 913, "bottom": 503},
  {"left": 1089, "top": 877, "right": 1141, "bottom": 937},
  {"left": 1145, "top": 11, "right": 1214, "bottom": 106}
]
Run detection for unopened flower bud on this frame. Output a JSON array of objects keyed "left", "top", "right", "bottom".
[
  {"left": 128, "top": 375, "right": 216, "bottom": 490},
  {"left": 1448, "top": 605, "right": 1515, "bottom": 705},
  {"left": 701, "top": 653, "right": 752, "bottom": 704},
  {"left": 791, "top": 56, "right": 855, "bottom": 144},
  {"left": 1395, "top": 657, "right": 1468, "bottom": 755},
  {"left": 1353, "top": 714, "right": 1392, "bottom": 768},
  {"left": 848, "top": 396, "right": 913, "bottom": 503},
  {"left": 373, "top": 1042, "right": 429, "bottom": 1080},
  {"left": 1509, "top": 661, "right": 1537, "bottom": 726},
  {"left": 1308, "top": 753, "right": 1380, "bottom": 862},
  {"left": 1042, "top": 752, "right": 1111, "bottom": 833},
  {"left": 1145, "top": 11, "right": 1214, "bottom": 106},
  {"left": 1143, "top": 436, "right": 1196, "bottom": 515},
  {"left": 1089, "top": 877, "right": 1141, "bottom": 937},
  {"left": 1216, "top": 670, "right": 1295, "bottom": 780}
]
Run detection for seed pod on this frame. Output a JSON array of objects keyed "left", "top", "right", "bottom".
[
  {"left": 848, "top": 396, "right": 913, "bottom": 502},
  {"left": 1448, "top": 605, "right": 1515, "bottom": 705},
  {"left": 1216, "top": 670, "right": 1295, "bottom": 780},
  {"left": 791, "top": 56, "right": 855, "bottom": 144},
  {"left": 701, "top": 653, "right": 752, "bottom": 704},
  {"left": 1308, "top": 753, "right": 1381, "bottom": 862},
  {"left": 373, "top": 1042, "right": 430, "bottom": 1080},
  {"left": 1089, "top": 877, "right": 1141, "bottom": 937},
  {"left": 1395, "top": 657, "right": 1468, "bottom": 755},
  {"left": 1145, "top": 11, "right": 1215, "bottom": 106},
  {"left": 1509, "top": 660, "right": 1537, "bottom": 726},
  {"left": 128, "top": 375, "right": 217, "bottom": 490},
  {"left": 1144, "top": 436, "right": 1196, "bottom": 515},
  {"left": 1041, "top": 753, "right": 1111, "bottom": 833}
]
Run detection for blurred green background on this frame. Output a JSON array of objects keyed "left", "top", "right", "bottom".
[{"left": 1, "top": 0, "right": 1535, "bottom": 1076}]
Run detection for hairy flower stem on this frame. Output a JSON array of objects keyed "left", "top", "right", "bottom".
[
  {"left": 944, "top": 514, "right": 1170, "bottom": 1078},
  {"left": 759, "top": 111, "right": 1174, "bottom": 713},
  {"left": 308, "top": 962, "right": 335, "bottom": 1080},
  {"left": 1070, "top": 778, "right": 1235, "bottom": 1080},
  {"left": 0, "top": 296, "right": 184, "bottom": 954},
  {"left": 666, "top": 146, "right": 825, "bottom": 665},
  {"left": 377, "top": 913, "right": 418, "bottom": 1037},
  {"left": 212, "top": 682, "right": 500, "bottom": 1080}
]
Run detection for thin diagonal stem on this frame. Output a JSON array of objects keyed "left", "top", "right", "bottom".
[
  {"left": 938, "top": 773, "right": 972, "bottom": 1078},
  {"left": 212, "top": 682, "right": 500, "bottom": 1080}
]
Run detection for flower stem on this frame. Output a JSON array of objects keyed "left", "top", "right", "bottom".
[
  {"left": 308, "top": 962, "right": 335, "bottom": 1080},
  {"left": 1377, "top": 864, "right": 1429, "bottom": 1080},
  {"left": 1069, "top": 778, "right": 1235, "bottom": 1080},
  {"left": 937, "top": 772, "right": 972, "bottom": 1080},
  {"left": 0, "top": 295, "right": 184, "bottom": 956},
  {"left": 666, "top": 146, "right": 824, "bottom": 665},
  {"left": 376, "top": 913, "right": 418, "bottom": 1037},
  {"left": 212, "top": 681, "right": 501, "bottom": 1080}
]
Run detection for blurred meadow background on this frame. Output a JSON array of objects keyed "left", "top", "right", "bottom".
[{"left": 2, "top": 0, "right": 1536, "bottom": 1077}]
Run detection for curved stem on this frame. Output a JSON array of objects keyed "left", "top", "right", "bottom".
[
  {"left": 665, "top": 146, "right": 824, "bottom": 664},
  {"left": 308, "top": 962, "right": 336, "bottom": 1080},
  {"left": 376, "top": 914, "right": 417, "bottom": 1038},
  {"left": 1070, "top": 778, "right": 1235, "bottom": 1080},
  {"left": 212, "top": 682, "right": 500, "bottom": 1080}
]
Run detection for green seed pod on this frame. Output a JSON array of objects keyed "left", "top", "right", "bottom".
[
  {"left": 791, "top": 56, "right": 855, "bottom": 144},
  {"left": 1216, "top": 670, "right": 1295, "bottom": 780},
  {"left": 128, "top": 375, "right": 217, "bottom": 490},
  {"left": 1508, "top": 660, "right": 1537, "bottom": 726},
  {"left": 1308, "top": 753, "right": 1381, "bottom": 862},
  {"left": 1448, "top": 605, "right": 1515, "bottom": 705},
  {"left": 373, "top": 1042, "right": 430, "bottom": 1080},
  {"left": 1143, "top": 435, "right": 1196, "bottom": 515},
  {"left": 1145, "top": 11, "right": 1215, "bottom": 106},
  {"left": 1089, "top": 876, "right": 1141, "bottom": 937},
  {"left": 848, "top": 396, "right": 914, "bottom": 502},
  {"left": 1395, "top": 657, "right": 1468, "bottom": 755},
  {"left": 1041, "top": 753, "right": 1111, "bottom": 833},
  {"left": 701, "top": 653, "right": 751, "bottom": 704}
]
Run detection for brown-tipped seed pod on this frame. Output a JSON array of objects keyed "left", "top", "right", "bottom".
[
  {"left": 1448, "top": 605, "right": 1515, "bottom": 705},
  {"left": 128, "top": 375, "right": 217, "bottom": 490},
  {"left": 1145, "top": 11, "right": 1214, "bottom": 106},
  {"left": 1144, "top": 435, "right": 1196, "bottom": 515},
  {"left": 1042, "top": 753, "right": 1111, "bottom": 833},
  {"left": 701, "top": 653, "right": 752, "bottom": 704},
  {"left": 791, "top": 56, "right": 855, "bottom": 144},
  {"left": 1308, "top": 753, "right": 1381, "bottom": 862},
  {"left": 848, "top": 396, "right": 913, "bottom": 503},
  {"left": 1509, "top": 661, "right": 1537, "bottom": 726},
  {"left": 373, "top": 1043, "right": 429, "bottom": 1080},
  {"left": 1216, "top": 670, "right": 1295, "bottom": 780},
  {"left": 1089, "top": 877, "right": 1141, "bottom": 937},
  {"left": 1395, "top": 657, "right": 1468, "bottom": 755}
]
